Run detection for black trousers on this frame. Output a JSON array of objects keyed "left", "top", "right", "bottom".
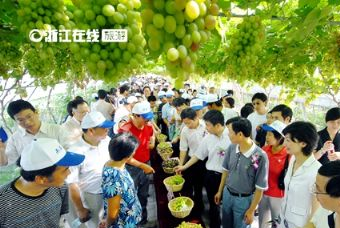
[
  {"left": 183, "top": 160, "right": 206, "bottom": 215},
  {"left": 204, "top": 170, "right": 222, "bottom": 228}
]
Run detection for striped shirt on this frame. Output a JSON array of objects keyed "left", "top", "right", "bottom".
[{"left": 0, "top": 179, "right": 69, "bottom": 228}]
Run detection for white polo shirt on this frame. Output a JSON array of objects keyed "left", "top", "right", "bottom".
[
  {"left": 195, "top": 127, "right": 231, "bottom": 173},
  {"left": 61, "top": 117, "right": 82, "bottom": 149},
  {"left": 180, "top": 120, "right": 206, "bottom": 157},
  {"left": 67, "top": 136, "right": 111, "bottom": 194},
  {"left": 5, "top": 122, "right": 66, "bottom": 165}
]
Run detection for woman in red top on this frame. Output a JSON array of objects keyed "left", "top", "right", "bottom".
[{"left": 258, "top": 120, "right": 288, "bottom": 228}]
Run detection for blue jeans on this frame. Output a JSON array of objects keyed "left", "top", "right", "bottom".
[{"left": 222, "top": 187, "right": 253, "bottom": 228}]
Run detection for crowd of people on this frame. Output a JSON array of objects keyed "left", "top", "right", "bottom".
[{"left": 0, "top": 75, "right": 340, "bottom": 228}]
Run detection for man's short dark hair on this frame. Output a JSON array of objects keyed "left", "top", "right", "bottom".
[
  {"left": 119, "top": 84, "right": 130, "bottom": 94},
  {"left": 282, "top": 121, "right": 319, "bottom": 156},
  {"left": 225, "top": 97, "right": 235, "bottom": 108},
  {"left": 318, "top": 160, "right": 340, "bottom": 197},
  {"left": 7, "top": 99, "right": 36, "bottom": 119},
  {"left": 226, "top": 116, "right": 239, "bottom": 126},
  {"left": 208, "top": 100, "right": 223, "bottom": 107},
  {"left": 203, "top": 110, "right": 224, "bottom": 126},
  {"left": 97, "top": 89, "right": 107, "bottom": 99},
  {"left": 173, "top": 97, "right": 187, "bottom": 107},
  {"left": 230, "top": 117, "right": 252, "bottom": 137},
  {"left": 181, "top": 108, "right": 197, "bottom": 120},
  {"left": 251, "top": 93, "right": 268, "bottom": 102},
  {"left": 16, "top": 157, "right": 57, "bottom": 182},
  {"left": 271, "top": 104, "right": 293, "bottom": 122},
  {"left": 67, "top": 99, "right": 88, "bottom": 116},
  {"left": 108, "top": 133, "right": 139, "bottom": 161},
  {"left": 147, "top": 95, "right": 157, "bottom": 102},
  {"left": 240, "top": 103, "right": 254, "bottom": 118},
  {"left": 325, "top": 107, "right": 340, "bottom": 122}
]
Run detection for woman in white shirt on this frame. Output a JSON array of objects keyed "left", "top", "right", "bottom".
[{"left": 276, "top": 121, "right": 321, "bottom": 228}]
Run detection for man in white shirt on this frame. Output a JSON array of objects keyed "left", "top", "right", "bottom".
[
  {"left": 92, "top": 90, "right": 114, "bottom": 121},
  {"left": 175, "top": 110, "right": 231, "bottom": 228},
  {"left": 66, "top": 111, "right": 114, "bottom": 228},
  {"left": 3, "top": 99, "right": 67, "bottom": 166},
  {"left": 247, "top": 93, "right": 268, "bottom": 139},
  {"left": 179, "top": 108, "right": 207, "bottom": 216},
  {"left": 62, "top": 99, "right": 90, "bottom": 148}
]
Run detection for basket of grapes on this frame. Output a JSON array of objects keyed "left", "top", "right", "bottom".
[
  {"left": 157, "top": 142, "right": 173, "bottom": 161},
  {"left": 176, "top": 222, "right": 203, "bottom": 228},
  {"left": 163, "top": 175, "right": 185, "bottom": 192},
  {"left": 162, "top": 158, "right": 179, "bottom": 174},
  {"left": 168, "top": 196, "right": 194, "bottom": 218},
  {"left": 156, "top": 133, "right": 167, "bottom": 143}
]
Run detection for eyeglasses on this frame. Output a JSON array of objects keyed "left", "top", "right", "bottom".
[{"left": 310, "top": 183, "right": 328, "bottom": 195}]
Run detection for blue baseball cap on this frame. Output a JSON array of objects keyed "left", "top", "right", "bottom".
[{"left": 132, "top": 101, "right": 154, "bottom": 120}]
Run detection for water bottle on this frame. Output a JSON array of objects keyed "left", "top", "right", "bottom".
[{"left": 328, "top": 143, "right": 335, "bottom": 155}]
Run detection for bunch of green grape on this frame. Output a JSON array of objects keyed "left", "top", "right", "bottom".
[
  {"left": 23, "top": 47, "right": 55, "bottom": 78},
  {"left": 228, "top": 15, "right": 265, "bottom": 77},
  {"left": 171, "top": 197, "right": 189, "bottom": 211},
  {"left": 141, "top": 0, "right": 218, "bottom": 79},
  {"left": 17, "top": 0, "right": 74, "bottom": 38},
  {"left": 0, "top": 41, "right": 24, "bottom": 78},
  {"left": 70, "top": 0, "right": 146, "bottom": 81}
]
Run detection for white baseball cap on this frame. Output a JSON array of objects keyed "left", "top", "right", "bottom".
[
  {"left": 204, "top": 94, "right": 219, "bottom": 104},
  {"left": 81, "top": 111, "right": 114, "bottom": 129},
  {"left": 132, "top": 101, "right": 154, "bottom": 120},
  {"left": 165, "top": 90, "right": 174, "bottom": 98},
  {"left": 20, "top": 138, "right": 85, "bottom": 171},
  {"left": 134, "top": 93, "right": 142, "bottom": 97},
  {"left": 158, "top": 91, "right": 166, "bottom": 98},
  {"left": 190, "top": 99, "right": 204, "bottom": 111},
  {"left": 127, "top": 96, "right": 138, "bottom": 104},
  {"left": 262, "top": 120, "right": 286, "bottom": 137}
]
